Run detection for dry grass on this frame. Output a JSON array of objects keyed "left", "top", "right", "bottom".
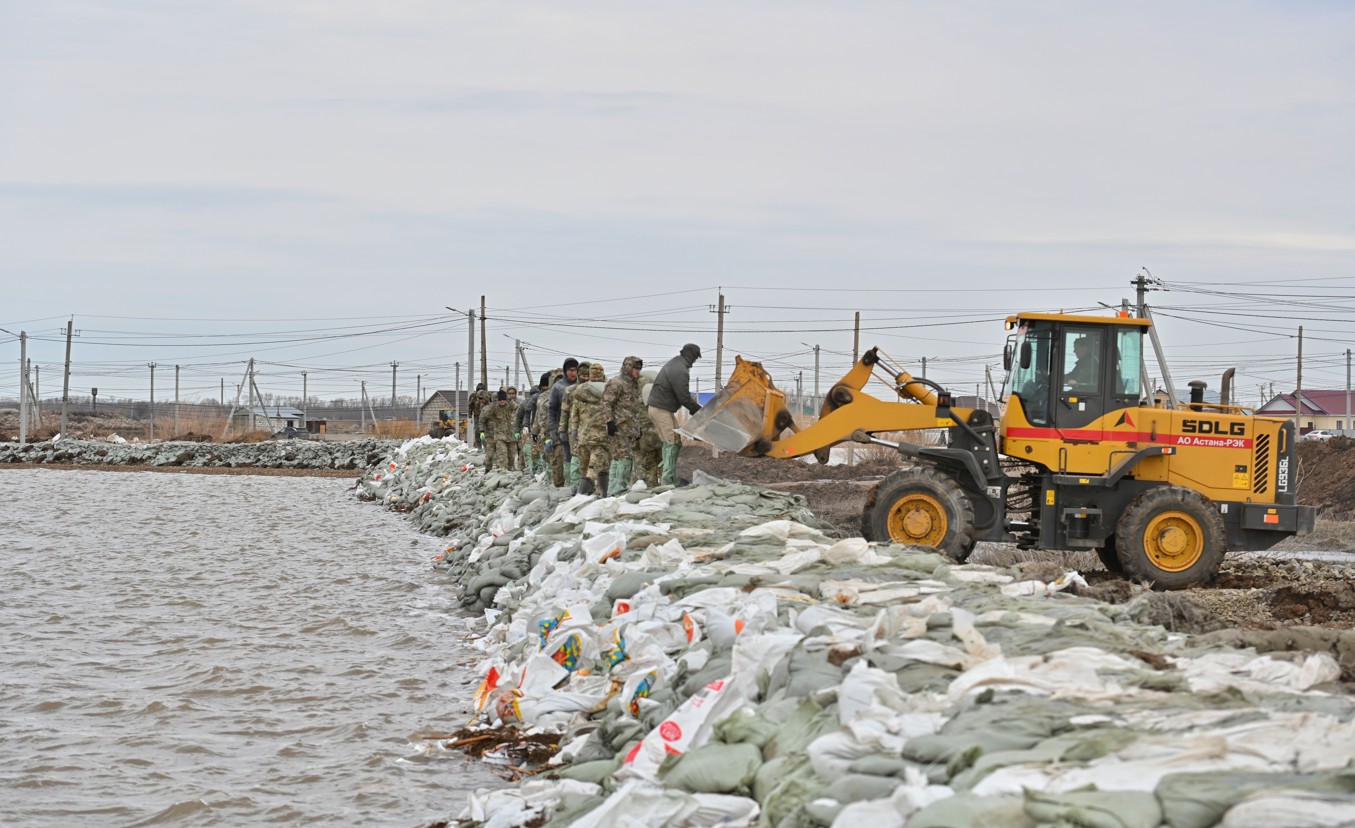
[
  {"left": 970, "top": 544, "right": 1103, "bottom": 570},
  {"left": 371, "top": 420, "right": 425, "bottom": 439}
]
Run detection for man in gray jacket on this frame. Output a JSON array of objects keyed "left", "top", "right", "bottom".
[{"left": 646, "top": 343, "right": 702, "bottom": 486}]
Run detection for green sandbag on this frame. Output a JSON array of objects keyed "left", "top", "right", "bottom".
[
  {"left": 714, "top": 708, "right": 780, "bottom": 749},
  {"left": 907, "top": 793, "right": 1033, "bottom": 828},
  {"left": 1023, "top": 788, "right": 1163, "bottom": 828},
  {"left": 1156, "top": 766, "right": 1355, "bottom": 828},
  {"left": 660, "top": 741, "right": 762, "bottom": 794}
]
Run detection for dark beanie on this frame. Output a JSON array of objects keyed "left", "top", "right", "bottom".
[
  {"left": 497, "top": 389, "right": 508, "bottom": 401},
  {"left": 563, "top": 357, "right": 579, "bottom": 371},
  {"left": 539, "top": 371, "right": 551, "bottom": 389}
]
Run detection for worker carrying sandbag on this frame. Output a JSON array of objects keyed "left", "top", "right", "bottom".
[{"left": 647, "top": 343, "right": 702, "bottom": 486}]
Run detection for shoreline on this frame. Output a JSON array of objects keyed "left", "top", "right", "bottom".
[{"left": 0, "top": 462, "right": 360, "bottom": 478}]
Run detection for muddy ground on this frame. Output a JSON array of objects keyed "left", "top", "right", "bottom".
[{"left": 680, "top": 443, "right": 1355, "bottom": 637}]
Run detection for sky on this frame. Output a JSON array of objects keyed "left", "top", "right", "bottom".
[{"left": 2, "top": 0, "right": 1353, "bottom": 407}]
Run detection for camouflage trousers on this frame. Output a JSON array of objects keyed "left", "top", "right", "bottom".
[
  {"left": 486, "top": 439, "right": 517, "bottom": 472},
  {"left": 636, "top": 431, "right": 662, "bottom": 487},
  {"left": 549, "top": 441, "right": 566, "bottom": 486},
  {"left": 521, "top": 438, "right": 538, "bottom": 474},
  {"left": 576, "top": 440, "right": 612, "bottom": 483}
]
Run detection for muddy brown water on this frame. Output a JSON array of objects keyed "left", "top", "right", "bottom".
[{"left": 0, "top": 469, "right": 504, "bottom": 826}]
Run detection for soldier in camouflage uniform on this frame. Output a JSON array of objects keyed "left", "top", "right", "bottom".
[
  {"left": 467, "top": 382, "right": 491, "bottom": 449},
  {"left": 573, "top": 363, "right": 611, "bottom": 495},
  {"left": 517, "top": 374, "right": 548, "bottom": 474},
  {"left": 533, "top": 369, "right": 561, "bottom": 476},
  {"left": 505, "top": 386, "right": 520, "bottom": 467},
  {"left": 559, "top": 361, "right": 592, "bottom": 489},
  {"left": 600, "top": 356, "right": 645, "bottom": 496},
  {"left": 481, "top": 390, "right": 517, "bottom": 472}
]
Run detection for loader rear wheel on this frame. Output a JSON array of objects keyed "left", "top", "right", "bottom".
[
  {"left": 1114, "top": 487, "right": 1225, "bottom": 589},
  {"left": 862, "top": 468, "right": 976, "bottom": 562}
]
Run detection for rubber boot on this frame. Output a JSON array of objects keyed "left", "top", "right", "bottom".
[
  {"left": 567, "top": 457, "right": 581, "bottom": 488},
  {"left": 578, "top": 476, "right": 595, "bottom": 496},
  {"left": 596, "top": 472, "right": 609, "bottom": 497},
  {"left": 661, "top": 443, "right": 680, "bottom": 487},
  {"left": 608, "top": 459, "right": 633, "bottom": 496}
]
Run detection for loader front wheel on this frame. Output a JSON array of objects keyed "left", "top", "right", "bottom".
[
  {"left": 1114, "top": 486, "right": 1225, "bottom": 589},
  {"left": 863, "top": 468, "right": 976, "bottom": 562}
]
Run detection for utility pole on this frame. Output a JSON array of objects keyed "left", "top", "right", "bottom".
[
  {"left": 710, "top": 291, "right": 729, "bottom": 387},
  {"left": 18, "top": 331, "right": 27, "bottom": 444},
  {"left": 454, "top": 361, "right": 461, "bottom": 428},
  {"left": 813, "top": 345, "right": 821, "bottom": 411},
  {"left": 221, "top": 378, "right": 225, "bottom": 406},
  {"left": 1133, "top": 271, "right": 1177, "bottom": 408},
  {"left": 986, "top": 364, "right": 999, "bottom": 407},
  {"left": 148, "top": 362, "right": 157, "bottom": 441},
  {"left": 853, "top": 312, "right": 861, "bottom": 363},
  {"left": 479, "top": 295, "right": 488, "bottom": 395},
  {"left": 60, "top": 318, "right": 76, "bottom": 437},
  {"left": 1295, "top": 325, "right": 1304, "bottom": 435},
  {"left": 921, "top": 356, "right": 927, "bottom": 377},
  {"left": 518, "top": 343, "right": 531, "bottom": 381},
  {"left": 1346, "top": 348, "right": 1352, "bottom": 434},
  {"left": 514, "top": 339, "right": 522, "bottom": 389},
  {"left": 174, "top": 364, "right": 180, "bottom": 436},
  {"left": 360, "top": 381, "right": 367, "bottom": 433},
  {"left": 415, "top": 374, "right": 422, "bottom": 422},
  {"left": 33, "top": 364, "right": 39, "bottom": 418},
  {"left": 301, "top": 371, "right": 308, "bottom": 420},
  {"left": 503, "top": 365, "right": 509, "bottom": 390},
  {"left": 247, "top": 358, "right": 256, "bottom": 431},
  {"left": 468, "top": 310, "right": 476, "bottom": 395},
  {"left": 390, "top": 361, "right": 399, "bottom": 409}
]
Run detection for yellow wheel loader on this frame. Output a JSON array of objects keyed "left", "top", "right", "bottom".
[
  {"left": 680, "top": 308, "right": 1315, "bottom": 589},
  {"left": 428, "top": 409, "right": 467, "bottom": 440}
]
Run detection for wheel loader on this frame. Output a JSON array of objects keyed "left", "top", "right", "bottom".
[
  {"left": 680, "top": 309, "right": 1315, "bottom": 589},
  {"left": 428, "top": 409, "right": 466, "bottom": 440}
]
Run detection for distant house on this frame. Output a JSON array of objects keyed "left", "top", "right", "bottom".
[
  {"left": 228, "top": 405, "right": 307, "bottom": 433},
  {"left": 1258, "top": 391, "right": 1355, "bottom": 432},
  {"left": 420, "top": 390, "right": 470, "bottom": 425}
]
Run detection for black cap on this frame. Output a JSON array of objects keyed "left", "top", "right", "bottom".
[
  {"left": 563, "top": 358, "right": 579, "bottom": 371},
  {"left": 476, "top": 382, "right": 486, "bottom": 391},
  {"left": 497, "top": 389, "right": 508, "bottom": 401},
  {"left": 539, "top": 371, "right": 551, "bottom": 389}
]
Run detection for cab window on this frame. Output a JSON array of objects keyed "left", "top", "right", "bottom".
[
  {"left": 1008, "top": 324, "right": 1053, "bottom": 426},
  {"left": 1114, "top": 328, "right": 1144, "bottom": 402}
]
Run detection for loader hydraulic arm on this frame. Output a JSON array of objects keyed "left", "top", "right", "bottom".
[{"left": 679, "top": 348, "right": 972, "bottom": 460}]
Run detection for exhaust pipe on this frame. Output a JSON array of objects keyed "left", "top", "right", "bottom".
[{"left": 1220, "top": 368, "right": 1235, "bottom": 407}]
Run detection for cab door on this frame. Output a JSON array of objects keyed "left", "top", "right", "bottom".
[{"left": 1054, "top": 327, "right": 1108, "bottom": 437}]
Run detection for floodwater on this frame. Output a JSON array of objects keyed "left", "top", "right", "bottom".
[{"left": 0, "top": 469, "right": 504, "bottom": 827}]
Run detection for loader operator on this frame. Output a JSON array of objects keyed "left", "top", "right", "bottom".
[
  {"left": 1063, "top": 336, "right": 1100, "bottom": 391},
  {"left": 647, "top": 343, "right": 702, "bottom": 487}
]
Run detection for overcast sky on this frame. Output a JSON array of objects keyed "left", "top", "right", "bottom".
[{"left": 2, "top": 0, "right": 1352, "bottom": 405}]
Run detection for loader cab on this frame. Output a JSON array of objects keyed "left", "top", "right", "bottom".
[{"left": 1004, "top": 313, "right": 1149, "bottom": 437}]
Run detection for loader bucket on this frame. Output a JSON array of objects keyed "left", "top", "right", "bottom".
[{"left": 678, "top": 356, "right": 788, "bottom": 454}]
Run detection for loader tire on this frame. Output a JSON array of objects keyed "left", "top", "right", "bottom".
[
  {"left": 862, "top": 467, "right": 976, "bottom": 562},
  {"left": 1114, "top": 486, "right": 1225, "bottom": 589},
  {"left": 1096, "top": 536, "right": 1123, "bottom": 573}
]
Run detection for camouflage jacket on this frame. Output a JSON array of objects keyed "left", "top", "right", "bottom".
[
  {"left": 576, "top": 383, "right": 609, "bottom": 444},
  {"left": 468, "top": 389, "right": 491, "bottom": 419},
  {"left": 600, "top": 356, "right": 646, "bottom": 441},
  {"left": 482, "top": 401, "right": 516, "bottom": 441},
  {"left": 534, "top": 370, "right": 562, "bottom": 438}
]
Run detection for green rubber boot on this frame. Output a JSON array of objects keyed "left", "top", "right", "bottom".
[
  {"left": 661, "top": 443, "right": 681, "bottom": 487},
  {"left": 608, "top": 459, "right": 633, "bottom": 496},
  {"left": 567, "top": 456, "right": 581, "bottom": 488}
]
